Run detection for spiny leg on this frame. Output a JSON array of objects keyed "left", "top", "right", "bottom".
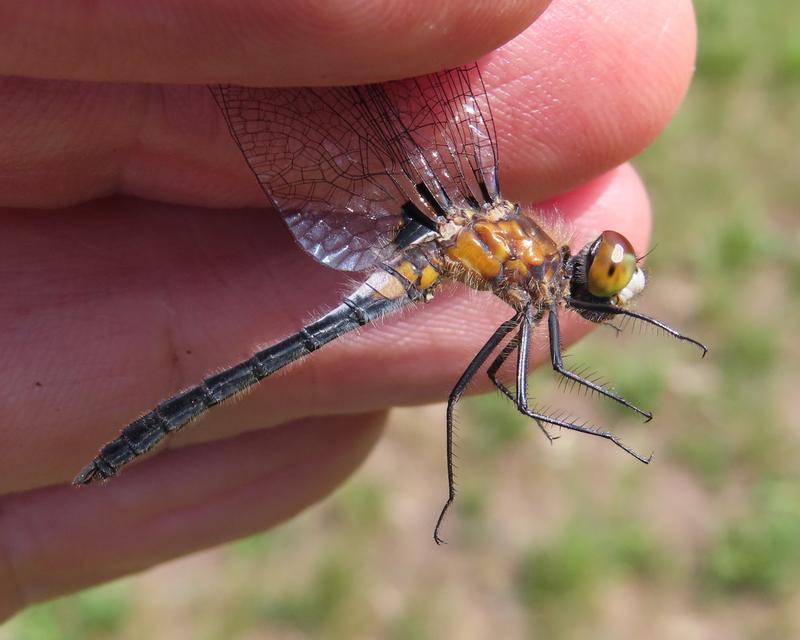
[
  {"left": 501, "top": 308, "right": 652, "bottom": 464},
  {"left": 548, "top": 303, "right": 652, "bottom": 421},
  {"left": 565, "top": 298, "right": 709, "bottom": 357},
  {"left": 601, "top": 320, "right": 623, "bottom": 335},
  {"left": 486, "top": 308, "right": 555, "bottom": 442},
  {"left": 509, "top": 402, "right": 653, "bottom": 464},
  {"left": 433, "top": 310, "right": 524, "bottom": 545}
]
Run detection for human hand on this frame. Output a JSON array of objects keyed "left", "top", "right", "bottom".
[{"left": 0, "top": 0, "right": 695, "bottom": 618}]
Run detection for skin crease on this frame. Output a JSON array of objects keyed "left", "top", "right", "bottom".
[{"left": 0, "top": 0, "right": 696, "bottom": 618}]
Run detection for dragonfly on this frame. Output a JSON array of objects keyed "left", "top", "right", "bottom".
[{"left": 73, "top": 63, "right": 707, "bottom": 543}]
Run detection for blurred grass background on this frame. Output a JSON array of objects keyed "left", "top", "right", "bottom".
[{"left": 5, "top": 1, "right": 800, "bottom": 638}]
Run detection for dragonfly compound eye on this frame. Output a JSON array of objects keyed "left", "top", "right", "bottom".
[{"left": 587, "top": 230, "right": 638, "bottom": 299}]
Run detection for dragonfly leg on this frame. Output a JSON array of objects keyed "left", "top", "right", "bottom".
[
  {"left": 548, "top": 303, "right": 653, "bottom": 421},
  {"left": 486, "top": 308, "right": 555, "bottom": 442},
  {"left": 497, "top": 307, "right": 653, "bottom": 464},
  {"left": 434, "top": 310, "right": 523, "bottom": 545},
  {"left": 565, "top": 298, "right": 709, "bottom": 357}
]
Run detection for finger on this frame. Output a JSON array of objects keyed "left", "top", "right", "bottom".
[
  {"left": 485, "top": 0, "right": 697, "bottom": 202},
  {"left": 0, "top": 0, "right": 546, "bottom": 85},
  {"left": 0, "top": 0, "right": 695, "bottom": 209},
  {"left": 0, "top": 412, "right": 384, "bottom": 618},
  {"left": 0, "top": 163, "right": 649, "bottom": 492}
]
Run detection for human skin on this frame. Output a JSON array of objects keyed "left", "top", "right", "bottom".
[{"left": 0, "top": 0, "right": 696, "bottom": 618}]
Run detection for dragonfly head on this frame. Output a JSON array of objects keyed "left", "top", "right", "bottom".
[{"left": 567, "top": 230, "right": 646, "bottom": 314}]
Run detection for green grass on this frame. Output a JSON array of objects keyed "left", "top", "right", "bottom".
[
  {"left": 463, "top": 394, "right": 529, "bottom": 455},
  {"left": 705, "top": 481, "right": 800, "bottom": 596},
  {"left": 8, "top": 583, "right": 131, "bottom": 640},
  {"left": 333, "top": 479, "right": 387, "bottom": 533},
  {"left": 515, "top": 509, "right": 668, "bottom": 635},
  {"left": 388, "top": 600, "right": 434, "bottom": 640},
  {"left": 258, "top": 556, "right": 356, "bottom": 635}
]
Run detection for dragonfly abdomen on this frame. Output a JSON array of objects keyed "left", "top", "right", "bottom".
[{"left": 72, "top": 264, "right": 433, "bottom": 485}]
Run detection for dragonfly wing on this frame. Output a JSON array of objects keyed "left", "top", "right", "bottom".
[{"left": 212, "top": 64, "right": 500, "bottom": 271}]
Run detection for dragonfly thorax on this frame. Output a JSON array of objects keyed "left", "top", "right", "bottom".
[{"left": 436, "top": 201, "right": 565, "bottom": 308}]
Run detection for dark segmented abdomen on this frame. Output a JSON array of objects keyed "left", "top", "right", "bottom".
[{"left": 72, "top": 266, "right": 431, "bottom": 485}]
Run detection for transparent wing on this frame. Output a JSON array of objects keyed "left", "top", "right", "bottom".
[{"left": 211, "top": 63, "right": 500, "bottom": 271}]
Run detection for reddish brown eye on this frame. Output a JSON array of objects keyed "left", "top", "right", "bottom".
[{"left": 587, "top": 231, "right": 637, "bottom": 298}]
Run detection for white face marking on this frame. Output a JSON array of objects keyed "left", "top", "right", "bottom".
[
  {"left": 617, "top": 268, "right": 646, "bottom": 304},
  {"left": 611, "top": 244, "right": 625, "bottom": 263}
]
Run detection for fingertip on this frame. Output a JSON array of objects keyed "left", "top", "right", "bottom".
[
  {"left": 214, "top": 0, "right": 551, "bottom": 86},
  {"left": 577, "top": 163, "right": 652, "bottom": 256},
  {"left": 0, "top": 0, "right": 549, "bottom": 85},
  {"left": 538, "top": 163, "right": 652, "bottom": 255},
  {"left": 487, "top": 0, "right": 697, "bottom": 202},
  {"left": 0, "top": 413, "right": 385, "bottom": 611}
]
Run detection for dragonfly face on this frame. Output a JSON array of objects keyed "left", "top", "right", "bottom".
[
  {"left": 74, "top": 63, "right": 707, "bottom": 544},
  {"left": 568, "top": 230, "right": 647, "bottom": 312}
]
